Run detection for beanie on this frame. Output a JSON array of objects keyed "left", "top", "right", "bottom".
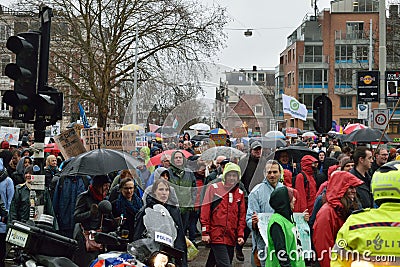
[
  {"left": 1, "top": 141, "right": 9, "bottom": 149},
  {"left": 92, "top": 175, "right": 111, "bottom": 187}
]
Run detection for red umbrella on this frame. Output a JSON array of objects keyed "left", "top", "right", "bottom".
[
  {"left": 147, "top": 149, "right": 193, "bottom": 167},
  {"left": 44, "top": 143, "right": 60, "bottom": 156},
  {"left": 343, "top": 123, "right": 367, "bottom": 134}
]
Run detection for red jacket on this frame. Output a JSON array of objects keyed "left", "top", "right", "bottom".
[
  {"left": 295, "top": 155, "right": 317, "bottom": 214},
  {"left": 200, "top": 181, "right": 246, "bottom": 246},
  {"left": 312, "top": 171, "right": 363, "bottom": 267}
]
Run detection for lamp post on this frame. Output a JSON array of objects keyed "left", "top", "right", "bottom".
[
  {"left": 379, "top": 0, "right": 387, "bottom": 109},
  {"left": 132, "top": 21, "right": 139, "bottom": 124}
]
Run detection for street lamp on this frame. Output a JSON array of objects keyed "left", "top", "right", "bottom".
[{"left": 379, "top": 0, "right": 387, "bottom": 109}]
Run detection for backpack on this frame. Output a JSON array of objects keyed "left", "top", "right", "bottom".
[{"left": 292, "top": 171, "right": 311, "bottom": 200}]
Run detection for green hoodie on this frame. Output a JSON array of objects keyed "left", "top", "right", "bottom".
[{"left": 140, "top": 146, "right": 154, "bottom": 173}]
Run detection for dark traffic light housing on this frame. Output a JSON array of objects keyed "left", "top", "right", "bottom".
[
  {"left": 36, "top": 86, "right": 63, "bottom": 125},
  {"left": 4, "top": 32, "right": 40, "bottom": 122},
  {"left": 313, "top": 94, "right": 332, "bottom": 133}
]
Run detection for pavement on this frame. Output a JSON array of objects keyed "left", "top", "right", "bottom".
[{"left": 188, "top": 239, "right": 253, "bottom": 267}]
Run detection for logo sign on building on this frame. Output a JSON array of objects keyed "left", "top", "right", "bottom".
[
  {"left": 372, "top": 109, "right": 389, "bottom": 130},
  {"left": 357, "top": 71, "right": 379, "bottom": 103},
  {"left": 386, "top": 71, "right": 400, "bottom": 102},
  {"left": 357, "top": 104, "right": 369, "bottom": 120}
]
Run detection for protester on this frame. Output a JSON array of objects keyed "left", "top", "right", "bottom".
[
  {"left": 111, "top": 177, "right": 143, "bottom": 242},
  {"left": 349, "top": 146, "right": 374, "bottom": 208},
  {"left": 331, "top": 161, "right": 400, "bottom": 266},
  {"left": 200, "top": 162, "right": 246, "bottom": 267},
  {"left": 0, "top": 159, "right": 14, "bottom": 267},
  {"left": 143, "top": 167, "right": 178, "bottom": 206},
  {"left": 145, "top": 154, "right": 171, "bottom": 187},
  {"left": 312, "top": 171, "right": 363, "bottom": 267},
  {"left": 183, "top": 141, "right": 195, "bottom": 155},
  {"left": 246, "top": 160, "right": 284, "bottom": 267},
  {"left": 44, "top": 155, "right": 60, "bottom": 196},
  {"left": 73, "top": 175, "right": 112, "bottom": 267},
  {"left": 134, "top": 179, "right": 188, "bottom": 267},
  {"left": 266, "top": 186, "right": 306, "bottom": 267},
  {"left": 277, "top": 150, "right": 298, "bottom": 176},
  {"left": 369, "top": 147, "right": 388, "bottom": 177}
]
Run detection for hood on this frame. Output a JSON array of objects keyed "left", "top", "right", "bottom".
[
  {"left": 300, "top": 155, "right": 318, "bottom": 174},
  {"left": 326, "top": 171, "right": 364, "bottom": 207},
  {"left": 170, "top": 150, "right": 187, "bottom": 170},
  {"left": 140, "top": 146, "right": 150, "bottom": 160},
  {"left": 269, "top": 186, "right": 293, "bottom": 222},
  {"left": 16, "top": 156, "right": 31, "bottom": 174},
  {"left": 221, "top": 162, "right": 241, "bottom": 184},
  {"left": 154, "top": 167, "right": 169, "bottom": 180}
]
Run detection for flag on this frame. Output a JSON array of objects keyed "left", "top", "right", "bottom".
[
  {"left": 282, "top": 94, "right": 308, "bottom": 121},
  {"left": 172, "top": 117, "right": 179, "bottom": 129},
  {"left": 78, "top": 102, "right": 91, "bottom": 128},
  {"left": 149, "top": 123, "right": 160, "bottom": 132}
]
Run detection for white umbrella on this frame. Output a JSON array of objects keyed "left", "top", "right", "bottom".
[
  {"left": 302, "top": 131, "right": 316, "bottom": 138},
  {"left": 189, "top": 123, "right": 211, "bottom": 131},
  {"left": 200, "top": 147, "right": 245, "bottom": 161},
  {"left": 265, "top": 131, "right": 285, "bottom": 139}
]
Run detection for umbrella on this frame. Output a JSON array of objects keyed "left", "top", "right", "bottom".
[
  {"left": 274, "top": 146, "right": 318, "bottom": 163},
  {"left": 44, "top": 143, "right": 60, "bottom": 156},
  {"left": 265, "top": 131, "right": 285, "bottom": 139},
  {"left": 147, "top": 149, "right": 193, "bottom": 166},
  {"left": 191, "top": 135, "right": 209, "bottom": 141},
  {"left": 343, "top": 123, "right": 367, "bottom": 134},
  {"left": 209, "top": 128, "right": 230, "bottom": 135},
  {"left": 120, "top": 124, "right": 144, "bottom": 131},
  {"left": 302, "top": 131, "right": 316, "bottom": 138},
  {"left": 200, "top": 146, "right": 245, "bottom": 161},
  {"left": 250, "top": 137, "right": 286, "bottom": 148},
  {"left": 189, "top": 123, "right": 211, "bottom": 131},
  {"left": 155, "top": 126, "right": 177, "bottom": 135},
  {"left": 61, "top": 149, "right": 141, "bottom": 176},
  {"left": 343, "top": 128, "right": 392, "bottom": 143}
]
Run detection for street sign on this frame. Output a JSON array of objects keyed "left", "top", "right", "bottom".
[
  {"left": 372, "top": 109, "right": 389, "bottom": 130},
  {"left": 357, "top": 104, "right": 368, "bottom": 119},
  {"left": 357, "top": 71, "right": 379, "bottom": 103},
  {"left": 385, "top": 71, "right": 400, "bottom": 102}
]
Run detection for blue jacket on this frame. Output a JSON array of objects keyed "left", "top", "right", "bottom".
[
  {"left": 246, "top": 180, "right": 283, "bottom": 255},
  {"left": 0, "top": 176, "right": 14, "bottom": 233},
  {"left": 52, "top": 175, "right": 90, "bottom": 230}
]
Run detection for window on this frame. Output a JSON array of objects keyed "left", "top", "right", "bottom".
[
  {"left": 340, "top": 96, "right": 353, "bottom": 109},
  {"left": 346, "top": 22, "right": 364, "bottom": 39},
  {"left": 299, "top": 69, "right": 327, "bottom": 88},
  {"left": 258, "top": 73, "right": 265, "bottom": 82},
  {"left": 0, "top": 56, "right": 10, "bottom": 76},
  {"left": 335, "top": 69, "right": 353, "bottom": 88},
  {"left": 254, "top": 105, "right": 263, "bottom": 115},
  {"left": 304, "top": 45, "right": 323, "bottom": 62},
  {"left": 354, "top": 0, "right": 378, "bottom": 12},
  {"left": 0, "top": 25, "right": 11, "bottom": 41},
  {"left": 355, "top": 45, "right": 369, "bottom": 62},
  {"left": 336, "top": 45, "right": 353, "bottom": 62}
]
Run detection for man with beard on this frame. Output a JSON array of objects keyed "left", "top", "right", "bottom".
[{"left": 237, "top": 141, "right": 268, "bottom": 261}]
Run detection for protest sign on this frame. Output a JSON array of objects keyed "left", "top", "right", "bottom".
[
  {"left": 105, "top": 130, "right": 136, "bottom": 151},
  {"left": 54, "top": 128, "right": 86, "bottom": 159},
  {"left": 81, "top": 128, "right": 104, "bottom": 150},
  {"left": 0, "top": 126, "right": 20, "bottom": 145},
  {"left": 135, "top": 136, "right": 148, "bottom": 148}
]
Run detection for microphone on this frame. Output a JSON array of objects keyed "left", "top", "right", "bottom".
[{"left": 98, "top": 200, "right": 112, "bottom": 214}]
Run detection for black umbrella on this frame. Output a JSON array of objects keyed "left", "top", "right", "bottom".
[
  {"left": 191, "top": 135, "right": 209, "bottom": 141},
  {"left": 61, "top": 149, "right": 141, "bottom": 176},
  {"left": 155, "top": 126, "right": 177, "bottom": 135},
  {"left": 343, "top": 128, "right": 392, "bottom": 143},
  {"left": 274, "top": 146, "right": 318, "bottom": 163},
  {"left": 250, "top": 137, "right": 286, "bottom": 148}
]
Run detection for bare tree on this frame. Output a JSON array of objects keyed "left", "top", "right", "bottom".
[{"left": 11, "top": 0, "right": 227, "bottom": 129}]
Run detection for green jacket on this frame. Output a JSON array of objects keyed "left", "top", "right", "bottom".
[{"left": 8, "top": 183, "right": 56, "bottom": 226}]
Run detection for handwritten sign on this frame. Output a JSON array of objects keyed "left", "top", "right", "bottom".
[
  {"left": 105, "top": 130, "right": 136, "bottom": 151},
  {"left": 81, "top": 128, "right": 104, "bottom": 150},
  {"left": 258, "top": 212, "right": 312, "bottom": 259},
  {"left": 135, "top": 136, "right": 148, "bottom": 148},
  {"left": 54, "top": 128, "right": 86, "bottom": 159}
]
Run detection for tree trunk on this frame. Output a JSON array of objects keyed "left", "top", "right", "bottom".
[{"left": 97, "top": 105, "right": 109, "bottom": 130}]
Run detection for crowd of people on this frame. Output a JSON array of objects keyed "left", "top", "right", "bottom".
[{"left": 0, "top": 132, "right": 399, "bottom": 267}]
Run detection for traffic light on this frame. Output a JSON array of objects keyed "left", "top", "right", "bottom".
[
  {"left": 35, "top": 86, "right": 63, "bottom": 125},
  {"left": 313, "top": 94, "right": 332, "bottom": 133},
  {"left": 3, "top": 32, "right": 40, "bottom": 122}
]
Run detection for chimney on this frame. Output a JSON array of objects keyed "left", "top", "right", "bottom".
[{"left": 253, "top": 66, "right": 257, "bottom": 71}]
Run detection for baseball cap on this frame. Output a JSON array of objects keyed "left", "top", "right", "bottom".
[{"left": 250, "top": 141, "right": 262, "bottom": 150}]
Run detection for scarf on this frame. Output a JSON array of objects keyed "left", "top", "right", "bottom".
[
  {"left": 89, "top": 184, "right": 104, "bottom": 202},
  {"left": 115, "top": 192, "right": 142, "bottom": 215},
  {"left": 170, "top": 164, "right": 184, "bottom": 178}
]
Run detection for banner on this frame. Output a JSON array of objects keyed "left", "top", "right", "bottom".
[{"left": 282, "top": 94, "right": 308, "bottom": 121}]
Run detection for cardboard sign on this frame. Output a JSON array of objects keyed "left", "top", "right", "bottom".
[
  {"left": 0, "top": 126, "right": 20, "bottom": 145},
  {"left": 209, "top": 134, "right": 226, "bottom": 146},
  {"left": 81, "top": 128, "right": 104, "bottom": 151},
  {"left": 54, "top": 128, "right": 86, "bottom": 159},
  {"left": 105, "top": 130, "right": 136, "bottom": 151}
]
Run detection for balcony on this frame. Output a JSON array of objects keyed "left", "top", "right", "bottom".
[
  {"left": 298, "top": 55, "right": 329, "bottom": 69},
  {"left": 335, "top": 30, "right": 367, "bottom": 40}
]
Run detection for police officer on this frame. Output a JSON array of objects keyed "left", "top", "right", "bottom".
[{"left": 331, "top": 161, "right": 400, "bottom": 266}]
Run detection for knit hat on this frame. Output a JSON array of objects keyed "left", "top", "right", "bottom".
[
  {"left": 1, "top": 141, "right": 9, "bottom": 149},
  {"left": 92, "top": 175, "right": 111, "bottom": 187}
]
